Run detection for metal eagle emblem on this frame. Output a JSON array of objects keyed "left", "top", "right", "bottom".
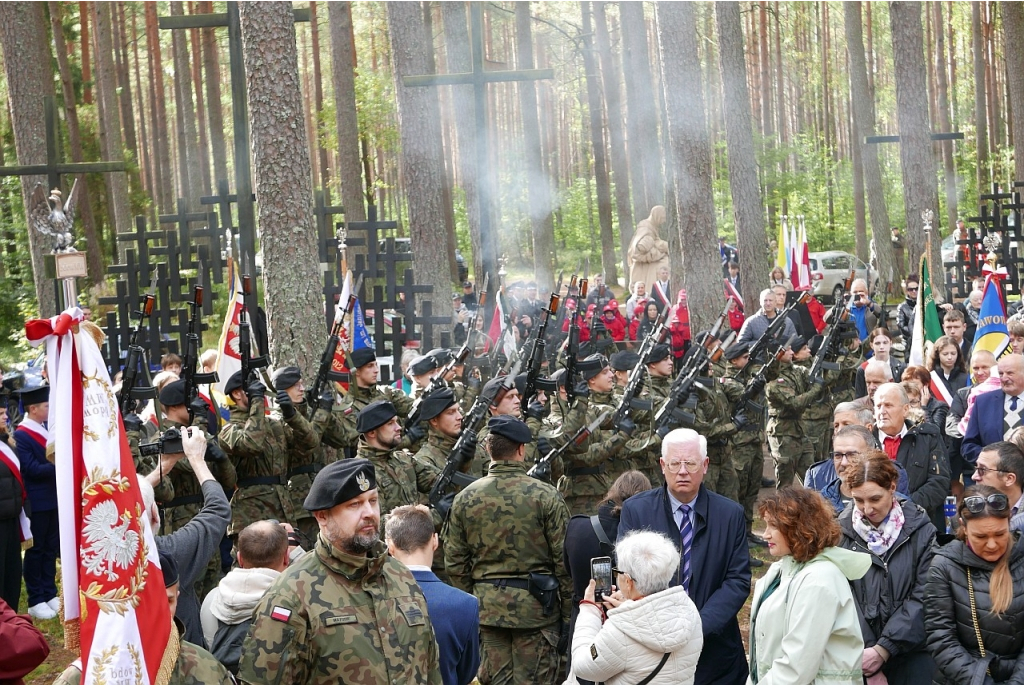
[
  {"left": 28, "top": 179, "right": 79, "bottom": 253},
  {"left": 357, "top": 472, "right": 370, "bottom": 492}
]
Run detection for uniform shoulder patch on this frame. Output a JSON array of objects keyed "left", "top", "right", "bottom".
[{"left": 270, "top": 606, "right": 292, "bottom": 622}]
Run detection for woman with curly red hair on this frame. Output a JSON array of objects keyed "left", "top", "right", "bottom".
[{"left": 747, "top": 488, "right": 870, "bottom": 684}]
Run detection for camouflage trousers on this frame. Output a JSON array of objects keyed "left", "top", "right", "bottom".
[
  {"left": 731, "top": 438, "right": 764, "bottom": 532},
  {"left": 704, "top": 444, "right": 739, "bottom": 503},
  {"left": 805, "top": 419, "right": 833, "bottom": 464},
  {"left": 768, "top": 433, "right": 807, "bottom": 489},
  {"left": 479, "top": 624, "right": 562, "bottom": 685}
]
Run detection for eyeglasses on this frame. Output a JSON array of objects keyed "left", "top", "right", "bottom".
[
  {"left": 831, "top": 450, "right": 860, "bottom": 462},
  {"left": 973, "top": 465, "right": 1009, "bottom": 478},
  {"left": 905, "top": 287, "right": 919, "bottom": 293},
  {"left": 664, "top": 460, "right": 703, "bottom": 474},
  {"left": 962, "top": 493, "right": 1010, "bottom": 513}
]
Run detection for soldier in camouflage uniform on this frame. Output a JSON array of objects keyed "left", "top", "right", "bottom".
[
  {"left": 218, "top": 370, "right": 320, "bottom": 538},
  {"left": 411, "top": 387, "right": 463, "bottom": 474},
  {"left": 240, "top": 459, "right": 442, "bottom": 684},
  {"left": 407, "top": 354, "right": 439, "bottom": 402},
  {"left": 558, "top": 355, "right": 636, "bottom": 515},
  {"left": 765, "top": 336, "right": 827, "bottom": 488},
  {"left": 446, "top": 415, "right": 572, "bottom": 685},
  {"left": 54, "top": 551, "right": 233, "bottom": 685},
  {"left": 609, "top": 350, "right": 640, "bottom": 392},
  {"left": 794, "top": 337, "right": 841, "bottom": 470},
  {"left": 469, "top": 376, "right": 544, "bottom": 473},
  {"left": 335, "top": 348, "right": 424, "bottom": 451},
  {"left": 635, "top": 345, "right": 675, "bottom": 486},
  {"left": 689, "top": 364, "right": 740, "bottom": 502}
]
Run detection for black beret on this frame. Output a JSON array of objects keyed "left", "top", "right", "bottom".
[
  {"left": 550, "top": 368, "right": 567, "bottom": 388},
  {"left": 609, "top": 350, "right": 640, "bottom": 371},
  {"left": 224, "top": 370, "right": 245, "bottom": 396},
  {"left": 578, "top": 354, "right": 608, "bottom": 381},
  {"left": 356, "top": 400, "right": 398, "bottom": 434},
  {"left": 513, "top": 373, "right": 529, "bottom": 397},
  {"left": 16, "top": 384, "right": 49, "bottom": 407},
  {"left": 487, "top": 415, "right": 533, "bottom": 444},
  {"left": 647, "top": 344, "right": 671, "bottom": 365},
  {"left": 304, "top": 458, "right": 377, "bottom": 511},
  {"left": 409, "top": 354, "right": 438, "bottom": 377},
  {"left": 419, "top": 387, "right": 457, "bottom": 422},
  {"left": 426, "top": 348, "right": 454, "bottom": 366},
  {"left": 790, "top": 335, "right": 808, "bottom": 353},
  {"left": 349, "top": 347, "right": 376, "bottom": 369},
  {"left": 158, "top": 379, "right": 187, "bottom": 407},
  {"left": 158, "top": 549, "right": 179, "bottom": 587},
  {"left": 808, "top": 335, "right": 824, "bottom": 356},
  {"left": 724, "top": 341, "right": 751, "bottom": 361},
  {"left": 272, "top": 365, "right": 302, "bottom": 390},
  {"left": 481, "top": 375, "right": 513, "bottom": 399}
]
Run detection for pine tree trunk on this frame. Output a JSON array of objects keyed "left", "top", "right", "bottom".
[
  {"left": 716, "top": 1, "right": 769, "bottom": 316},
  {"left": 238, "top": 1, "right": 324, "bottom": 376},
  {"left": 199, "top": 0, "right": 228, "bottom": 187},
  {"left": 310, "top": 2, "right": 331, "bottom": 198},
  {"left": 933, "top": 1, "right": 958, "bottom": 229},
  {"left": 145, "top": 2, "right": 173, "bottom": 212},
  {"left": 113, "top": 3, "right": 139, "bottom": 168},
  {"left": 620, "top": 2, "right": 663, "bottom": 219},
  {"left": 845, "top": 2, "right": 896, "bottom": 290},
  {"left": 851, "top": 91, "right": 869, "bottom": 264},
  {"left": 328, "top": 1, "right": 367, "bottom": 223},
  {"left": 1004, "top": 2, "right": 1024, "bottom": 182},
  {"left": 186, "top": 2, "right": 212, "bottom": 196},
  {"left": 0, "top": 2, "right": 58, "bottom": 316},
  {"left": 581, "top": 2, "right": 618, "bottom": 284},
  {"left": 890, "top": 1, "right": 943, "bottom": 294},
  {"left": 656, "top": 2, "right": 720, "bottom": 331},
  {"left": 386, "top": 1, "right": 454, "bottom": 324},
  {"left": 169, "top": 1, "right": 204, "bottom": 203},
  {"left": 514, "top": 2, "right": 555, "bottom": 290},
  {"left": 80, "top": 1, "right": 92, "bottom": 106},
  {"left": 92, "top": 1, "right": 133, "bottom": 260},
  {"left": 48, "top": 1, "right": 104, "bottom": 281},
  {"left": 130, "top": 5, "right": 154, "bottom": 204},
  {"left": 595, "top": 1, "right": 635, "bottom": 284},
  {"left": 973, "top": 1, "right": 990, "bottom": 194}
]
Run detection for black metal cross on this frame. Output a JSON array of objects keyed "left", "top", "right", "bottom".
[
  {"left": 345, "top": 204, "right": 400, "bottom": 278},
  {"left": 402, "top": 3, "right": 552, "bottom": 310},
  {"left": 159, "top": 2, "right": 310, "bottom": 313}
]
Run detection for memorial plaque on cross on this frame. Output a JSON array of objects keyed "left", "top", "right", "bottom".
[{"left": 403, "top": 3, "right": 553, "bottom": 315}]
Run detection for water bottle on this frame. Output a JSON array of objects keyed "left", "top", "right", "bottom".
[{"left": 944, "top": 495, "right": 958, "bottom": 535}]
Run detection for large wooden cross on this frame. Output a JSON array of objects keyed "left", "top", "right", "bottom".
[
  {"left": 159, "top": 2, "right": 310, "bottom": 312},
  {"left": 403, "top": 3, "right": 552, "bottom": 312}
]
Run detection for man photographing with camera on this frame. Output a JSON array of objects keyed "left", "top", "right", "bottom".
[{"left": 847, "top": 278, "right": 882, "bottom": 343}]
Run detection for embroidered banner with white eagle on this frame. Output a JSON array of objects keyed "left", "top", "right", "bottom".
[{"left": 26, "top": 309, "right": 173, "bottom": 685}]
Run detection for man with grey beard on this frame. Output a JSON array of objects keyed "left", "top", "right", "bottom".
[{"left": 239, "top": 458, "right": 442, "bottom": 684}]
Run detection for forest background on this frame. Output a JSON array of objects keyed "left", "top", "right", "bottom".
[{"left": 0, "top": 1, "right": 1018, "bottom": 366}]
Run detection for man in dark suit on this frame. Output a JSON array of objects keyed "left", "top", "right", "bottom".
[
  {"left": 619, "top": 428, "right": 751, "bottom": 685},
  {"left": 963, "top": 354, "right": 1024, "bottom": 469},
  {"left": 386, "top": 504, "right": 480, "bottom": 685}
]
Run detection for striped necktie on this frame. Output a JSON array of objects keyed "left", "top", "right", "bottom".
[{"left": 679, "top": 504, "right": 693, "bottom": 593}]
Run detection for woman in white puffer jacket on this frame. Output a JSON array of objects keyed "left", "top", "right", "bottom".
[{"left": 566, "top": 530, "right": 703, "bottom": 685}]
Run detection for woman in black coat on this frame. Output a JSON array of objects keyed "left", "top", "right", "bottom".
[
  {"left": 838, "top": 453, "right": 936, "bottom": 684},
  {"left": 925, "top": 484, "right": 1024, "bottom": 684}
]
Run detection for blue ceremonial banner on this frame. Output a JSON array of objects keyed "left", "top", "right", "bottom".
[
  {"left": 352, "top": 298, "right": 373, "bottom": 351},
  {"left": 969, "top": 275, "right": 1010, "bottom": 380}
]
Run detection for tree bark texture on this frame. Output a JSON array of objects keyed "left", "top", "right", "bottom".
[
  {"left": 656, "top": 2, "right": 720, "bottom": 331},
  {"left": 80, "top": 1, "right": 92, "bottom": 105},
  {"left": 845, "top": 2, "right": 896, "bottom": 289},
  {"left": 515, "top": 2, "right": 555, "bottom": 291},
  {"left": 186, "top": 4, "right": 212, "bottom": 196},
  {"left": 620, "top": 2, "right": 663, "bottom": 221},
  {"left": 169, "top": 1, "right": 205, "bottom": 204},
  {"left": 595, "top": 1, "right": 635, "bottom": 284},
  {"left": 715, "top": 1, "right": 769, "bottom": 316},
  {"left": 580, "top": 2, "right": 618, "bottom": 284},
  {"left": 310, "top": 2, "right": 331, "bottom": 198},
  {"left": 113, "top": 3, "right": 139, "bottom": 167},
  {"left": 238, "top": 1, "right": 324, "bottom": 377},
  {"left": 890, "top": 2, "right": 943, "bottom": 294},
  {"left": 973, "top": 1, "right": 989, "bottom": 194},
  {"left": 932, "top": 1, "right": 958, "bottom": 230},
  {"left": 145, "top": 2, "right": 173, "bottom": 212},
  {"left": 328, "top": 1, "right": 367, "bottom": 223},
  {"left": 0, "top": 2, "right": 57, "bottom": 316},
  {"left": 386, "top": 1, "right": 454, "bottom": 325},
  {"left": 200, "top": 0, "right": 229, "bottom": 187},
  {"left": 1005, "top": 3, "right": 1024, "bottom": 182}
]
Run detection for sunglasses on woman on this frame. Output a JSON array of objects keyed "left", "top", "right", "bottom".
[{"left": 962, "top": 493, "right": 1010, "bottom": 514}]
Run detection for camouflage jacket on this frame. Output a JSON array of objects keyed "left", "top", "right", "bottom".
[
  {"left": 558, "top": 390, "right": 629, "bottom": 500},
  {"left": 337, "top": 384, "right": 421, "bottom": 452},
  {"left": 273, "top": 401, "right": 337, "bottom": 524},
  {"left": 219, "top": 398, "right": 319, "bottom": 535},
  {"left": 445, "top": 460, "right": 572, "bottom": 628},
  {"left": 354, "top": 440, "right": 435, "bottom": 519},
  {"left": 766, "top": 362, "right": 824, "bottom": 437},
  {"left": 126, "top": 424, "right": 174, "bottom": 503},
  {"left": 723, "top": 363, "right": 771, "bottom": 447},
  {"left": 160, "top": 418, "right": 237, "bottom": 535},
  {"left": 473, "top": 412, "right": 543, "bottom": 472},
  {"left": 239, "top": 536, "right": 442, "bottom": 685},
  {"left": 794, "top": 360, "right": 836, "bottom": 422},
  {"left": 412, "top": 429, "right": 458, "bottom": 474}
]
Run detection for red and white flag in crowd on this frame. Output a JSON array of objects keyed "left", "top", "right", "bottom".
[
  {"left": 25, "top": 309, "right": 172, "bottom": 685},
  {"left": 488, "top": 291, "right": 516, "bottom": 358},
  {"left": 215, "top": 269, "right": 246, "bottom": 397}
]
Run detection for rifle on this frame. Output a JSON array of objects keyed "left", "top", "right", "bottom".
[
  {"left": 182, "top": 286, "right": 219, "bottom": 423},
  {"left": 118, "top": 281, "right": 157, "bottom": 417},
  {"left": 742, "top": 291, "right": 811, "bottom": 376},
  {"left": 429, "top": 355, "right": 523, "bottom": 505},
  {"left": 653, "top": 331, "right": 727, "bottom": 433},
  {"left": 527, "top": 410, "right": 611, "bottom": 483},
  {"left": 405, "top": 345, "right": 472, "bottom": 430},
  {"left": 610, "top": 305, "right": 670, "bottom": 426},
  {"left": 565, "top": 275, "right": 588, "bottom": 405},
  {"left": 521, "top": 292, "right": 560, "bottom": 407},
  {"left": 238, "top": 274, "right": 270, "bottom": 388},
  {"left": 731, "top": 340, "right": 789, "bottom": 422},
  {"left": 309, "top": 274, "right": 364, "bottom": 405}
]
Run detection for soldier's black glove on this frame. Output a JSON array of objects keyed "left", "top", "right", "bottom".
[
  {"left": 458, "top": 430, "right": 478, "bottom": 465},
  {"left": 734, "top": 412, "right": 752, "bottom": 432},
  {"left": 526, "top": 401, "right": 546, "bottom": 420},
  {"left": 123, "top": 413, "right": 143, "bottom": 434},
  {"left": 748, "top": 377, "right": 767, "bottom": 397},
  {"left": 433, "top": 492, "right": 456, "bottom": 520},
  {"left": 616, "top": 415, "right": 636, "bottom": 437},
  {"left": 205, "top": 441, "right": 229, "bottom": 463},
  {"left": 592, "top": 320, "right": 607, "bottom": 335},
  {"left": 573, "top": 382, "right": 590, "bottom": 399},
  {"left": 557, "top": 621, "right": 570, "bottom": 655},
  {"left": 536, "top": 436, "right": 553, "bottom": 457},
  {"left": 189, "top": 396, "right": 209, "bottom": 423},
  {"left": 656, "top": 424, "right": 672, "bottom": 440},
  {"left": 406, "top": 423, "right": 427, "bottom": 445},
  {"left": 318, "top": 389, "right": 334, "bottom": 412},
  {"left": 276, "top": 389, "right": 296, "bottom": 420},
  {"left": 246, "top": 378, "right": 267, "bottom": 402}
]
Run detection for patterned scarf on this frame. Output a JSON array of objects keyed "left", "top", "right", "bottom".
[{"left": 852, "top": 498, "right": 905, "bottom": 556}]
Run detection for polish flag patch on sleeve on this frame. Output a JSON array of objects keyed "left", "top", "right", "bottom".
[{"left": 271, "top": 606, "right": 292, "bottom": 622}]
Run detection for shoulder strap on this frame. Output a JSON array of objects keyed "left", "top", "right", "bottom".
[
  {"left": 636, "top": 652, "right": 671, "bottom": 685},
  {"left": 590, "top": 515, "right": 612, "bottom": 547}
]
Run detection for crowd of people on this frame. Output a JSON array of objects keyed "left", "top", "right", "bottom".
[{"left": 3, "top": 248, "right": 1024, "bottom": 685}]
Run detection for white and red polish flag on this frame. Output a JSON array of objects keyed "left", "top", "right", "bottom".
[{"left": 25, "top": 308, "right": 172, "bottom": 685}]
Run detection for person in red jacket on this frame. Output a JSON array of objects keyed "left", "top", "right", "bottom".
[
  {"left": 727, "top": 296, "right": 745, "bottom": 333},
  {"left": 601, "top": 303, "right": 627, "bottom": 342},
  {"left": 0, "top": 597, "right": 49, "bottom": 684},
  {"left": 561, "top": 299, "right": 591, "bottom": 342},
  {"left": 668, "top": 289, "right": 692, "bottom": 366}
]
